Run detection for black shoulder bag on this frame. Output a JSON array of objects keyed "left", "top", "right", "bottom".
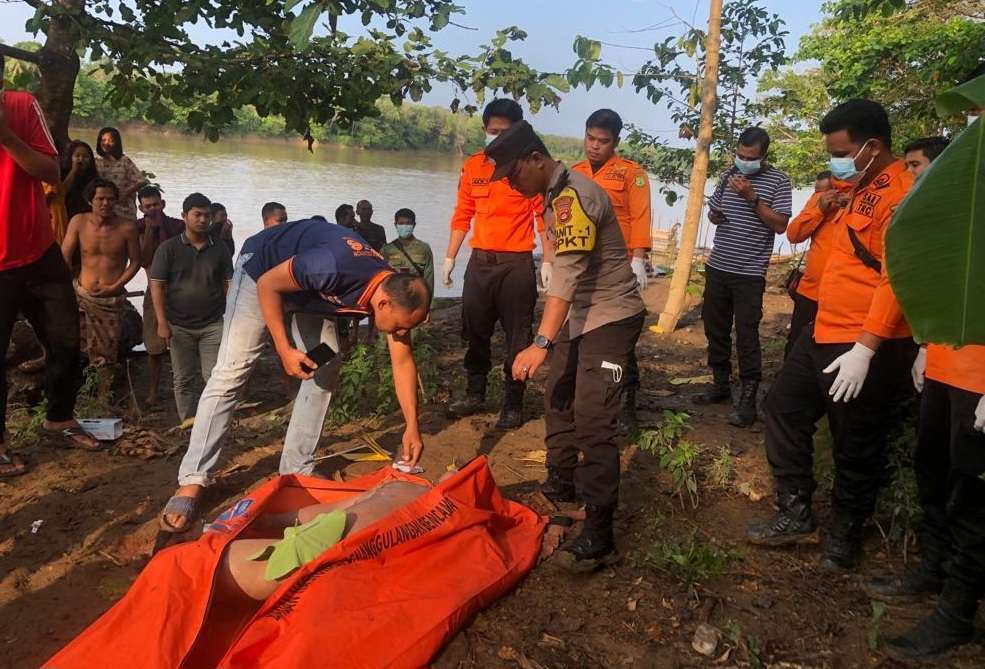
[{"left": 847, "top": 228, "right": 882, "bottom": 273}]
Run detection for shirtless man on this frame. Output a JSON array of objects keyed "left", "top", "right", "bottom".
[{"left": 61, "top": 177, "right": 141, "bottom": 394}]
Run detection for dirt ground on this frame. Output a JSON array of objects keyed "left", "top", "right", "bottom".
[{"left": 1, "top": 273, "right": 983, "bottom": 669}]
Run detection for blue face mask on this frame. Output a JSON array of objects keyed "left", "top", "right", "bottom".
[
  {"left": 395, "top": 224, "right": 415, "bottom": 239},
  {"left": 829, "top": 139, "right": 873, "bottom": 181},
  {"left": 484, "top": 133, "right": 498, "bottom": 146},
  {"left": 734, "top": 157, "right": 761, "bottom": 175}
]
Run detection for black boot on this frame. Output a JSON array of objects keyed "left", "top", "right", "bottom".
[
  {"left": 746, "top": 489, "right": 817, "bottom": 545},
  {"left": 728, "top": 381, "right": 758, "bottom": 427},
  {"left": 541, "top": 467, "right": 576, "bottom": 504},
  {"left": 557, "top": 503, "right": 617, "bottom": 572},
  {"left": 863, "top": 563, "right": 945, "bottom": 602},
  {"left": 818, "top": 513, "right": 865, "bottom": 571},
  {"left": 447, "top": 374, "right": 486, "bottom": 418},
  {"left": 495, "top": 381, "right": 524, "bottom": 429},
  {"left": 619, "top": 387, "right": 638, "bottom": 433},
  {"left": 694, "top": 368, "right": 731, "bottom": 405},
  {"left": 884, "top": 582, "right": 979, "bottom": 661}
]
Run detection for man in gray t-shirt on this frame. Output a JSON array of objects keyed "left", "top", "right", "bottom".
[
  {"left": 149, "top": 192, "right": 233, "bottom": 421},
  {"left": 697, "top": 127, "right": 792, "bottom": 428}
]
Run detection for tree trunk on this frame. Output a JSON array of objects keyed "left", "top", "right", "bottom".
[
  {"left": 656, "top": 0, "right": 724, "bottom": 334},
  {"left": 36, "top": 0, "right": 84, "bottom": 149}
]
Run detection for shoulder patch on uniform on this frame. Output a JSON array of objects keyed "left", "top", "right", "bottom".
[
  {"left": 634, "top": 174, "right": 646, "bottom": 188},
  {"left": 551, "top": 187, "right": 596, "bottom": 255},
  {"left": 872, "top": 173, "right": 891, "bottom": 189}
]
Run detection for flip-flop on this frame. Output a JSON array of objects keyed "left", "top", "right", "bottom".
[
  {"left": 0, "top": 451, "right": 27, "bottom": 478},
  {"left": 159, "top": 495, "right": 200, "bottom": 533},
  {"left": 45, "top": 426, "right": 103, "bottom": 451}
]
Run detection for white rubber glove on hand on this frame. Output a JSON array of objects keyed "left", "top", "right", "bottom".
[
  {"left": 442, "top": 257, "right": 455, "bottom": 288},
  {"left": 630, "top": 257, "right": 648, "bottom": 291},
  {"left": 974, "top": 395, "right": 985, "bottom": 433},
  {"left": 823, "top": 342, "right": 876, "bottom": 403},
  {"left": 540, "top": 261, "right": 553, "bottom": 291},
  {"left": 911, "top": 346, "right": 927, "bottom": 393}
]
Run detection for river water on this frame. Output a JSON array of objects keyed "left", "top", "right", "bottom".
[{"left": 103, "top": 130, "right": 810, "bottom": 300}]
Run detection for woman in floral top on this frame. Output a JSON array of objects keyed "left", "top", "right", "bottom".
[{"left": 94, "top": 127, "right": 146, "bottom": 221}]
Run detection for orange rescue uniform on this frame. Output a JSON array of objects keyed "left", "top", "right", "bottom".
[
  {"left": 449, "top": 151, "right": 543, "bottom": 252},
  {"left": 785, "top": 191, "right": 839, "bottom": 301},
  {"left": 814, "top": 160, "right": 914, "bottom": 344},
  {"left": 571, "top": 155, "right": 652, "bottom": 253},
  {"left": 927, "top": 344, "right": 985, "bottom": 396}
]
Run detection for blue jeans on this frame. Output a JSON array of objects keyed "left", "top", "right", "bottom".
[{"left": 177, "top": 254, "right": 341, "bottom": 486}]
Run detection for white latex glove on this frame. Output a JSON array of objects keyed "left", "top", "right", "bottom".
[
  {"left": 974, "top": 395, "right": 985, "bottom": 433},
  {"left": 823, "top": 342, "right": 876, "bottom": 403},
  {"left": 442, "top": 257, "right": 455, "bottom": 288},
  {"left": 911, "top": 346, "right": 927, "bottom": 393},
  {"left": 540, "top": 261, "right": 553, "bottom": 291},
  {"left": 630, "top": 256, "right": 648, "bottom": 291}
]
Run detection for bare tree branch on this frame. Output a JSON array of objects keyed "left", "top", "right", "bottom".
[{"left": 0, "top": 42, "right": 41, "bottom": 63}]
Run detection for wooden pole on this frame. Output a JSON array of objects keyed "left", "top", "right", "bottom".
[{"left": 656, "top": 0, "right": 724, "bottom": 333}]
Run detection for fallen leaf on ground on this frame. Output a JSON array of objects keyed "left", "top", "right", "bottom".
[
  {"left": 737, "top": 481, "right": 764, "bottom": 502},
  {"left": 518, "top": 449, "right": 546, "bottom": 464},
  {"left": 669, "top": 374, "right": 713, "bottom": 385},
  {"left": 498, "top": 646, "right": 546, "bottom": 669}
]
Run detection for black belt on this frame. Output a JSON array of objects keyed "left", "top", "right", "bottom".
[{"left": 471, "top": 249, "right": 533, "bottom": 265}]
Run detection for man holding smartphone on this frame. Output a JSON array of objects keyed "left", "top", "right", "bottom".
[
  {"left": 160, "top": 219, "right": 431, "bottom": 532},
  {"left": 696, "top": 128, "right": 792, "bottom": 427}
]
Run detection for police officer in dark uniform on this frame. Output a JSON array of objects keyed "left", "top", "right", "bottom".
[{"left": 487, "top": 121, "right": 645, "bottom": 569}]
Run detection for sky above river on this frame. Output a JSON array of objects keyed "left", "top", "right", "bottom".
[{"left": 0, "top": 1, "right": 824, "bottom": 137}]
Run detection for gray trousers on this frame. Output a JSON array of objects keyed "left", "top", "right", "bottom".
[
  {"left": 177, "top": 253, "right": 341, "bottom": 486},
  {"left": 169, "top": 319, "right": 224, "bottom": 421}
]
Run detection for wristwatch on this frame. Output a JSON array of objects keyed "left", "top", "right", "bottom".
[{"left": 534, "top": 334, "right": 553, "bottom": 350}]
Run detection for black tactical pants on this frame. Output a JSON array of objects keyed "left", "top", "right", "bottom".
[{"left": 702, "top": 266, "right": 766, "bottom": 383}]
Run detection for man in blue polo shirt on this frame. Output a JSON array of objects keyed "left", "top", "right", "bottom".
[
  {"left": 160, "top": 219, "right": 431, "bottom": 532},
  {"left": 696, "top": 127, "right": 792, "bottom": 428}
]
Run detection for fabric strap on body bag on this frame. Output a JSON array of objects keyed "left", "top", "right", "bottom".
[{"left": 847, "top": 227, "right": 882, "bottom": 273}]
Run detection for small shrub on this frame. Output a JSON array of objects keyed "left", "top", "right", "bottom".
[
  {"left": 639, "top": 411, "right": 700, "bottom": 508},
  {"left": 705, "top": 445, "right": 734, "bottom": 489},
  {"left": 639, "top": 531, "right": 742, "bottom": 587},
  {"left": 638, "top": 410, "right": 691, "bottom": 453},
  {"left": 75, "top": 365, "right": 112, "bottom": 416}
]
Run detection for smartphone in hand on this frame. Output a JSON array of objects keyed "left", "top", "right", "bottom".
[{"left": 300, "top": 343, "right": 337, "bottom": 373}]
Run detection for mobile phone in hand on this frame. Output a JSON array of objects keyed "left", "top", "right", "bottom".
[{"left": 301, "top": 343, "right": 337, "bottom": 373}]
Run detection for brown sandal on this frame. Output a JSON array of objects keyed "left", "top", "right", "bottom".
[{"left": 46, "top": 425, "right": 103, "bottom": 451}]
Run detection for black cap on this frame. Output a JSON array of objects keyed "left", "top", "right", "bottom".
[{"left": 484, "top": 120, "right": 541, "bottom": 181}]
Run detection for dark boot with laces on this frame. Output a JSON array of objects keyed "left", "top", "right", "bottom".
[
  {"left": 728, "top": 381, "right": 759, "bottom": 427},
  {"left": 819, "top": 513, "right": 866, "bottom": 571},
  {"left": 557, "top": 503, "right": 617, "bottom": 572},
  {"left": 746, "top": 489, "right": 817, "bottom": 546},
  {"left": 863, "top": 564, "right": 945, "bottom": 602},
  {"left": 495, "top": 380, "right": 525, "bottom": 429},
  {"left": 447, "top": 374, "right": 486, "bottom": 418},
  {"left": 884, "top": 581, "right": 979, "bottom": 661}
]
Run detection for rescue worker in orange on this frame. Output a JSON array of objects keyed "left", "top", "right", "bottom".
[
  {"left": 747, "top": 100, "right": 918, "bottom": 571},
  {"left": 443, "top": 99, "right": 551, "bottom": 429},
  {"left": 571, "top": 109, "right": 652, "bottom": 428},
  {"left": 783, "top": 170, "right": 845, "bottom": 357},
  {"left": 862, "top": 131, "right": 983, "bottom": 661}
]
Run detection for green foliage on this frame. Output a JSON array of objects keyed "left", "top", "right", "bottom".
[
  {"left": 76, "top": 365, "right": 113, "bottom": 416},
  {"left": 886, "top": 82, "right": 985, "bottom": 346},
  {"left": 328, "top": 330, "right": 438, "bottom": 425},
  {"left": 582, "top": 0, "right": 788, "bottom": 197},
  {"left": 867, "top": 600, "right": 888, "bottom": 651},
  {"left": 638, "top": 412, "right": 701, "bottom": 508},
  {"left": 16, "top": 1, "right": 573, "bottom": 145},
  {"left": 1, "top": 41, "right": 40, "bottom": 92},
  {"left": 876, "top": 418, "right": 922, "bottom": 556},
  {"left": 9, "top": 400, "right": 47, "bottom": 448},
  {"left": 639, "top": 531, "right": 742, "bottom": 587},
  {"left": 797, "top": 1, "right": 984, "bottom": 144}
]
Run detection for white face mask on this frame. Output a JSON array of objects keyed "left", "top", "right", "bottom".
[{"left": 484, "top": 133, "right": 498, "bottom": 146}]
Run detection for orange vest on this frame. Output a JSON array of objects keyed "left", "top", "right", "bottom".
[
  {"left": 814, "top": 161, "right": 914, "bottom": 344},
  {"left": 786, "top": 191, "right": 839, "bottom": 301},
  {"left": 927, "top": 344, "right": 985, "bottom": 395},
  {"left": 571, "top": 155, "right": 653, "bottom": 253},
  {"left": 43, "top": 458, "right": 544, "bottom": 669},
  {"left": 449, "top": 152, "right": 543, "bottom": 252}
]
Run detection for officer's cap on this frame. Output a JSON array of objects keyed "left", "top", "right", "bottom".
[{"left": 485, "top": 120, "right": 544, "bottom": 181}]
